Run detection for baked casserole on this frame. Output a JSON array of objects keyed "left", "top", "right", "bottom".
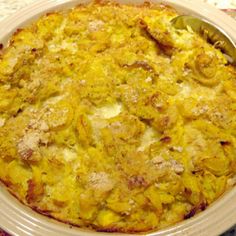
[{"left": 0, "top": 1, "right": 236, "bottom": 233}]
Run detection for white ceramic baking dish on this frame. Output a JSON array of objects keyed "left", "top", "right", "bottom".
[{"left": 0, "top": 0, "right": 236, "bottom": 235}]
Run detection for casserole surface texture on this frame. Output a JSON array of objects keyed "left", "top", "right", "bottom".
[{"left": 0, "top": 1, "right": 236, "bottom": 233}]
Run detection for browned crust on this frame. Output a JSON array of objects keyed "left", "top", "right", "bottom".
[
  {"left": 160, "top": 136, "right": 172, "bottom": 143},
  {"left": 73, "top": 0, "right": 177, "bottom": 12},
  {"left": 92, "top": 0, "right": 177, "bottom": 12},
  {"left": 26, "top": 179, "right": 42, "bottom": 204},
  {"left": 96, "top": 226, "right": 154, "bottom": 233},
  {"left": 184, "top": 201, "right": 208, "bottom": 219},
  {"left": 0, "top": 178, "right": 26, "bottom": 205},
  {"left": 8, "top": 28, "right": 24, "bottom": 46},
  {"left": 123, "top": 61, "right": 154, "bottom": 72},
  {"left": 0, "top": 231, "right": 11, "bottom": 236},
  {"left": 0, "top": 177, "right": 156, "bottom": 233},
  {"left": 12, "top": 28, "right": 24, "bottom": 37}
]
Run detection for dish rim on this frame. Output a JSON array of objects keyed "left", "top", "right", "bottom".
[{"left": 0, "top": 0, "right": 235, "bottom": 235}]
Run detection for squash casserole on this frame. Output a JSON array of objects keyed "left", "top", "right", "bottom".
[{"left": 0, "top": 1, "right": 236, "bottom": 233}]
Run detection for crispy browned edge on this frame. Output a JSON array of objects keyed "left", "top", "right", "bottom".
[{"left": 0, "top": 0, "right": 214, "bottom": 234}]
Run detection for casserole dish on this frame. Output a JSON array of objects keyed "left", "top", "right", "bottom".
[{"left": 0, "top": 0, "right": 236, "bottom": 235}]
